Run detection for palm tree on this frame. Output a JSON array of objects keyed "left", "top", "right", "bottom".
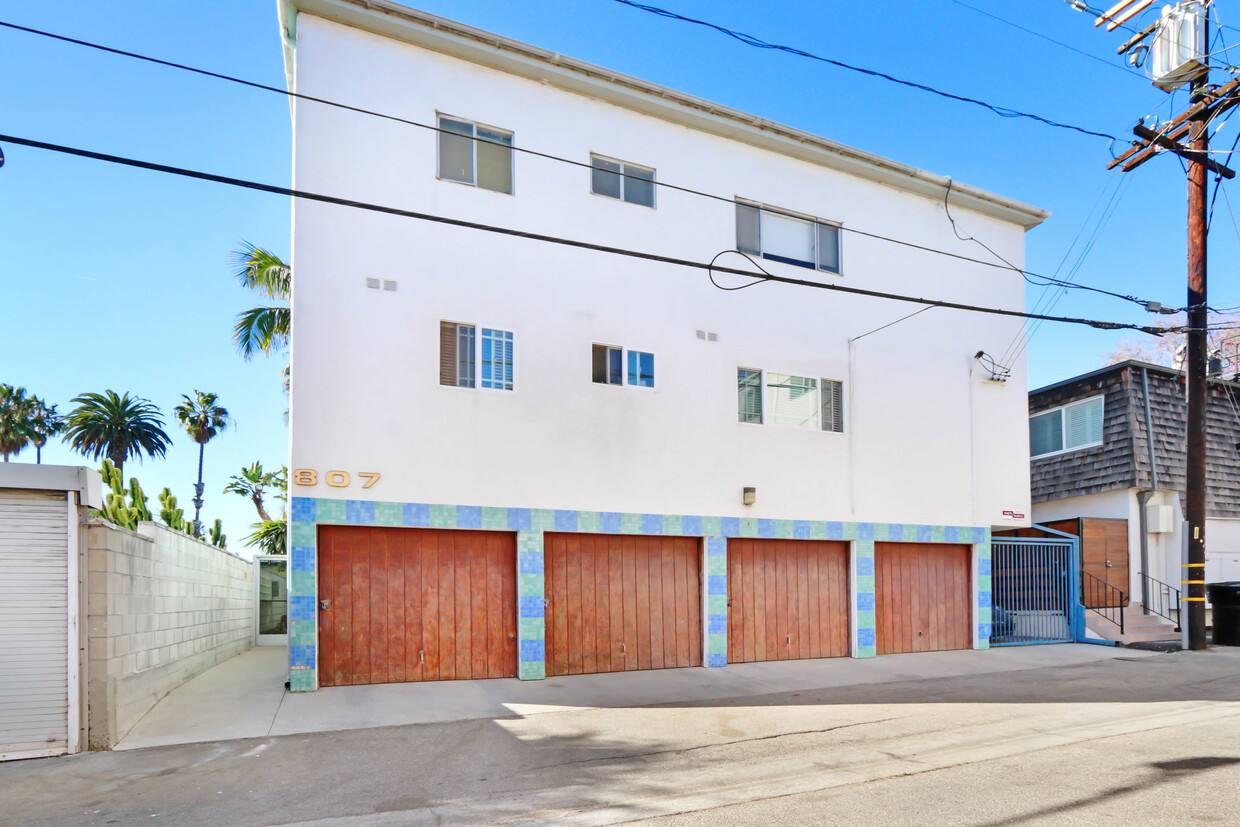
[
  {"left": 245, "top": 519, "right": 287, "bottom": 557},
  {"left": 63, "top": 390, "right": 171, "bottom": 478},
  {"left": 173, "top": 391, "right": 231, "bottom": 537},
  {"left": 29, "top": 398, "right": 63, "bottom": 464},
  {"left": 223, "top": 462, "right": 285, "bottom": 521},
  {"left": 232, "top": 242, "right": 291, "bottom": 360},
  {"left": 0, "top": 384, "right": 35, "bottom": 462}
]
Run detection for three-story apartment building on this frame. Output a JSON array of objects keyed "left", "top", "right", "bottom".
[{"left": 278, "top": 0, "right": 1048, "bottom": 690}]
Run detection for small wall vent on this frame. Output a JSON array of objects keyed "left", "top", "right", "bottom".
[
  {"left": 382, "top": 280, "right": 398, "bottom": 292},
  {"left": 696, "top": 329, "right": 718, "bottom": 342},
  {"left": 365, "top": 278, "right": 380, "bottom": 290}
]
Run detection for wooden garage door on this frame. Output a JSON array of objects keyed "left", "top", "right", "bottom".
[
  {"left": 545, "top": 534, "right": 701, "bottom": 676},
  {"left": 727, "top": 539, "right": 849, "bottom": 663},
  {"left": 317, "top": 526, "right": 516, "bottom": 687},
  {"left": 875, "top": 542, "right": 971, "bottom": 655}
]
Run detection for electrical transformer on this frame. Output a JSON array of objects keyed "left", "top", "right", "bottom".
[{"left": 1149, "top": 2, "right": 1208, "bottom": 92}]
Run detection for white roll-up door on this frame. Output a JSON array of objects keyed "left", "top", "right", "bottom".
[{"left": 0, "top": 489, "right": 70, "bottom": 761}]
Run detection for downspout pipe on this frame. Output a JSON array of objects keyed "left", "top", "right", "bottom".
[{"left": 1137, "top": 367, "right": 1160, "bottom": 614}]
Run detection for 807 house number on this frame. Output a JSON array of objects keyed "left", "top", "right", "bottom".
[{"left": 292, "top": 469, "right": 381, "bottom": 489}]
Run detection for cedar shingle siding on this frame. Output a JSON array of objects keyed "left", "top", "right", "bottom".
[{"left": 1030, "top": 361, "right": 1240, "bottom": 518}]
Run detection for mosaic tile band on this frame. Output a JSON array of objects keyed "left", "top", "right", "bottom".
[{"left": 289, "top": 496, "right": 992, "bottom": 691}]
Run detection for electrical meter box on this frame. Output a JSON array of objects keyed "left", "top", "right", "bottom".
[
  {"left": 1147, "top": 504, "right": 1175, "bottom": 534},
  {"left": 1150, "top": 2, "right": 1208, "bottom": 92}
]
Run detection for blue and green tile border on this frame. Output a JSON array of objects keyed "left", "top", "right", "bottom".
[{"left": 288, "top": 496, "right": 991, "bottom": 691}]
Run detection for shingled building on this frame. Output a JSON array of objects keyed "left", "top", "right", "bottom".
[{"left": 1028, "top": 360, "right": 1240, "bottom": 612}]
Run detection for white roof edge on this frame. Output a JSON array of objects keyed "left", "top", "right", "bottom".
[{"left": 277, "top": 0, "right": 1050, "bottom": 230}]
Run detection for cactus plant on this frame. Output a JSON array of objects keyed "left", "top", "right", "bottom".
[
  {"left": 128, "top": 478, "right": 152, "bottom": 522},
  {"left": 96, "top": 459, "right": 151, "bottom": 531},
  {"left": 158, "top": 487, "right": 189, "bottom": 533},
  {"left": 209, "top": 518, "right": 226, "bottom": 549}
]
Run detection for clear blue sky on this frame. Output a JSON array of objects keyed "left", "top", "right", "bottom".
[{"left": 2, "top": 0, "right": 1234, "bottom": 550}]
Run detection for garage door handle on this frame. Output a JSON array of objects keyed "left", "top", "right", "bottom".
[
  {"left": 320, "top": 600, "right": 331, "bottom": 611},
  {"left": 419, "top": 650, "right": 425, "bottom": 664},
  {"left": 621, "top": 643, "right": 627, "bottom": 655}
]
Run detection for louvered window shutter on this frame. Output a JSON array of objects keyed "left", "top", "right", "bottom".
[
  {"left": 738, "top": 369, "right": 763, "bottom": 423},
  {"left": 440, "top": 321, "right": 458, "bottom": 386},
  {"left": 822, "top": 379, "right": 844, "bottom": 432}
]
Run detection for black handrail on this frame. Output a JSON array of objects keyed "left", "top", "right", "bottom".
[
  {"left": 1138, "top": 572, "right": 1182, "bottom": 631},
  {"left": 1081, "top": 570, "right": 1126, "bottom": 635}
]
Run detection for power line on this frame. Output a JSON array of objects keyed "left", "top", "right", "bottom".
[
  {"left": 0, "top": 16, "right": 1173, "bottom": 311},
  {"left": 0, "top": 132, "right": 1173, "bottom": 336},
  {"left": 610, "top": 0, "right": 1123, "bottom": 141},
  {"left": 949, "top": 0, "right": 1144, "bottom": 78}
]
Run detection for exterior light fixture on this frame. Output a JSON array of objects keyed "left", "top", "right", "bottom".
[{"left": 742, "top": 487, "right": 756, "bottom": 506}]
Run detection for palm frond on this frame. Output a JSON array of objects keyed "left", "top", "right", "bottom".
[
  {"left": 233, "top": 306, "right": 291, "bottom": 361},
  {"left": 231, "top": 241, "right": 291, "bottom": 300}
]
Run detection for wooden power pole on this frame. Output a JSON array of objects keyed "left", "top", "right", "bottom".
[{"left": 1098, "top": 1, "right": 1240, "bottom": 649}]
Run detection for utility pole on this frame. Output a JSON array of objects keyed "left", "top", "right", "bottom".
[
  {"left": 1089, "top": 0, "right": 1235, "bottom": 649},
  {"left": 1185, "top": 69, "right": 1209, "bottom": 649}
]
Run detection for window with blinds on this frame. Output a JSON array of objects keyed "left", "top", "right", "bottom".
[
  {"left": 822, "top": 379, "right": 844, "bottom": 433},
  {"left": 736, "top": 202, "right": 842, "bottom": 274},
  {"left": 441, "top": 321, "right": 512, "bottom": 391},
  {"left": 737, "top": 369, "right": 844, "bottom": 432},
  {"left": 738, "top": 369, "right": 762, "bottom": 424},
  {"left": 1030, "top": 395, "right": 1103, "bottom": 457},
  {"left": 437, "top": 115, "right": 514, "bottom": 194},
  {"left": 481, "top": 329, "right": 514, "bottom": 390},
  {"left": 590, "top": 155, "right": 656, "bottom": 207}
]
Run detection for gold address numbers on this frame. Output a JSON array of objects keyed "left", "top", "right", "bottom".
[{"left": 292, "top": 469, "right": 381, "bottom": 489}]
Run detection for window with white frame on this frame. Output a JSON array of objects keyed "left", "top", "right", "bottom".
[
  {"left": 437, "top": 115, "right": 514, "bottom": 194},
  {"left": 737, "top": 368, "right": 843, "bottom": 432},
  {"left": 592, "top": 344, "right": 655, "bottom": 388},
  {"left": 440, "top": 321, "right": 514, "bottom": 391},
  {"left": 736, "top": 202, "right": 841, "bottom": 274},
  {"left": 590, "top": 155, "right": 656, "bottom": 207},
  {"left": 1029, "top": 395, "right": 1103, "bottom": 458}
]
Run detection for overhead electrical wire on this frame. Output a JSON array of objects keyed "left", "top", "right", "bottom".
[
  {"left": 996, "top": 177, "right": 1121, "bottom": 367},
  {"left": 0, "top": 132, "right": 1175, "bottom": 337},
  {"left": 1011, "top": 175, "right": 1135, "bottom": 364},
  {"left": 609, "top": 0, "right": 1122, "bottom": 141},
  {"left": 950, "top": 0, "right": 1145, "bottom": 78},
  {"left": 0, "top": 17, "right": 1173, "bottom": 312}
]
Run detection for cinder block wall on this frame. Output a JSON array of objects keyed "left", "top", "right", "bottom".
[{"left": 85, "top": 520, "right": 254, "bottom": 749}]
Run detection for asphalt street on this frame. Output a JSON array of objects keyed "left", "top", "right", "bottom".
[{"left": 4, "top": 647, "right": 1239, "bottom": 826}]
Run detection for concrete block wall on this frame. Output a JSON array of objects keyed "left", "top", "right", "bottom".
[{"left": 85, "top": 520, "right": 254, "bottom": 748}]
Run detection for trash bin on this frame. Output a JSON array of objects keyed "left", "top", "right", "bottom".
[{"left": 1208, "top": 581, "right": 1240, "bottom": 646}]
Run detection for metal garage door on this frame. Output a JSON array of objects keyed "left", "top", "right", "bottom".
[
  {"left": 0, "top": 490, "right": 71, "bottom": 761},
  {"left": 727, "top": 539, "right": 849, "bottom": 663},
  {"left": 317, "top": 526, "right": 517, "bottom": 687},
  {"left": 544, "top": 534, "right": 701, "bottom": 676},
  {"left": 875, "top": 542, "right": 972, "bottom": 655}
]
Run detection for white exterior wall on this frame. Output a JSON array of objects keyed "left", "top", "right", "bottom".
[
  {"left": 288, "top": 14, "right": 1036, "bottom": 528},
  {"left": 1207, "top": 518, "right": 1240, "bottom": 583}
]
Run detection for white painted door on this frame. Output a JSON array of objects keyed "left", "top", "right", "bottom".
[{"left": 0, "top": 489, "right": 71, "bottom": 761}]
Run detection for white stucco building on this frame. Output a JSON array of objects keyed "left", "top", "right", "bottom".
[{"left": 278, "top": 0, "right": 1048, "bottom": 691}]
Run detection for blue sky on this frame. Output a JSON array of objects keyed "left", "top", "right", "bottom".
[{"left": 1, "top": 0, "right": 1233, "bottom": 550}]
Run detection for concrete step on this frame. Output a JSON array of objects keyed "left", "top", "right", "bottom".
[{"left": 1086, "top": 606, "right": 1180, "bottom": 645}]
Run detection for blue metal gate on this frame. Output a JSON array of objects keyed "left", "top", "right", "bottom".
[{"left": 990, "top": 537, "right": 1078, "bottom": 646}]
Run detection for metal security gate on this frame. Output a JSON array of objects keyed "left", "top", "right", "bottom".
[{"left": 990, "top": 538, "right": 1077, "bottom": 646}]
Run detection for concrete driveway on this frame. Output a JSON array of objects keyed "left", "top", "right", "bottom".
[
  {"left": 5, "top": 645, "right": 1240, "bottom": 826},
  {"left": 118, "top": 643, "right": 1145, "bottom": 749}
]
